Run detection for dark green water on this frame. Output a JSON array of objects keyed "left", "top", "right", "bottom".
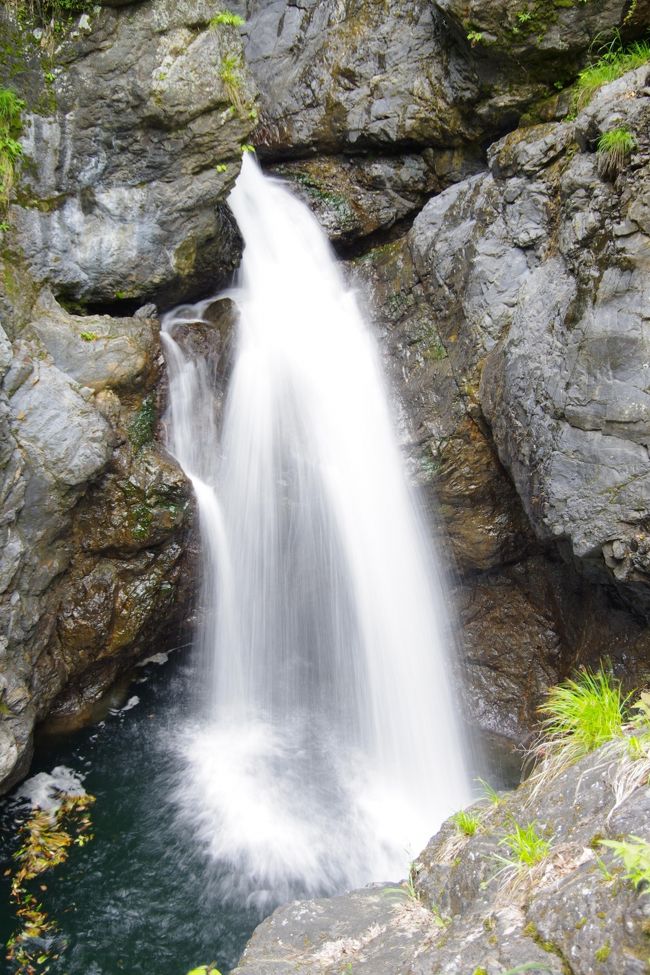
[
  {"left": 0, "top": 647, "right": 262, "bottom": 975},
  {"left": 0, "top": 647, "right": 521, "bottom": 975}
]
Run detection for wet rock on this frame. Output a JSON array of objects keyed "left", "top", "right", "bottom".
[
  {"left": 233, "top": 885, "right": 439, "bottom": 975},
  {"left": 234, "top": 742, "right": 650, "bottom": 975},
  {"left": 27, "top": 291, "right": 157, "bottom": 392},
  {"left": 4, "top": 0, "right": 256, "bottom": 304},
  {"left": 347, "top": 90, "right": 650, "bottom": 736},
  {"left": 270, "top": 150, "right": 487, "bottom": 248},
  {"left": 0, "top": 291, "right": 193, "bottom": 792}
]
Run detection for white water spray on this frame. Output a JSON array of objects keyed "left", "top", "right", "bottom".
[{"left": 162, "top": 155, "right": 470, "bottom": 910}]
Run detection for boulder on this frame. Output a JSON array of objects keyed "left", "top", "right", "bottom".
[{"left": 233, "top": 739, "right": 650, "bottom": 975}]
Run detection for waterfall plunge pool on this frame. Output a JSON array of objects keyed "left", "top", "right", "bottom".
[
  {"left": 0, "top": 647, "right": 521, "bottom": 975},
  {"left": 0, "top": 646, "right": 260, "bottom": 975}
]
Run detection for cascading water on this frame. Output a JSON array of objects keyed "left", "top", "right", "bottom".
[{"left": 161, "top": 154, "right": 470, "bottom": 911}]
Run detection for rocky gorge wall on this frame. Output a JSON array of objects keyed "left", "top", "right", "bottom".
[{"left": 0, "top": 0, "right": 649, "bottom": 792}]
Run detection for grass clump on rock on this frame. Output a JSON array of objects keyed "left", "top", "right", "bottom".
[
  {"left": 209, "top": 11, "right": 245, "bottom": 28},
  {"left": 527, "top": 667, "right": 650, "bottom": 809},
  {"left": 452, "top": 809, "right": 482, "bottom": 836},
  {"left": 576, "top": 37, "right": 650, "bottom": 107},
  {"left": 539, "top": 666, "right": 625, "bottom": 755},
  {"left": 496, "top": 821, "right": 551, "bottom": 869},
  {"left": 597, "top": 127, "right": 637, "bottom": 177}
]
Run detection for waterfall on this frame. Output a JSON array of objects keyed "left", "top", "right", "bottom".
[{"left": 161, "top": 154, "right": 470, "bottom": 911}]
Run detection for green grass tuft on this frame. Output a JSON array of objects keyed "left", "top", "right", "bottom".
[
  {"left": 538, "top": 666, "right": 626, "bottom": 760},
  {"left": 576, "top": 38, "right": 650, "bottom": 107},
  {"left": 452, "top": 810, "right": 482, "bottom": 836},
  {"left": 477, "top": 777, "right": 505, "bottom": 807},
  {"left": 498, "top": 822, "right": 551, "bottom": 868},
  {"left": 597, "top": 127, "right": 637, "bottom": 176},
  {"left": 209, "top": 11, "right": 245, "bottom": 28}
]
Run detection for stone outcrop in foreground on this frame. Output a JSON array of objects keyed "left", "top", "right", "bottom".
[
  {"left": 0, "top": 289, "right": 192, "bottom": 792},
  {"left": 233, "top": 741, "right": 650, "bottom": 975}
]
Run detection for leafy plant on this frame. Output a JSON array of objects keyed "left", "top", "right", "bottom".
[
  {"left": 600, "top": 835, "right": 650, "bottom": 894},
  {"left": 452, "top": 809, "right": 482, "bottom": 836},
  {"left": 466, "top": 29, "right": 484, "bottom": 45},
  {"left": 79, "top": 330, "right": 98, "bottom": 341},
  {"left": 186, "top": 966, "right": 222, "bottom": 975},
  {"left": 597, "top": 127, "right": 637, "bottom": 176},
  {"left": 0, "top": 87, "right": 25, "bottom": 212},
  {"left": 496, "top": 821, "right": 551, "bottom": 869},
  {"left": 220, "top": 53, "right": 242, "bottom": 89},
  {"left": 241, "top": 143, "right": 255, "bottom": 153},
  {"left": 209, "top": 11, "right": 245, "bottom": 27},
  {"left": 576, "top": 37, "right": 650, "bottom": 107}
]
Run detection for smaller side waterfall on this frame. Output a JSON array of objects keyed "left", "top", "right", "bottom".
[{"left": 162, "top": 155, "right": 470, "bottom": 910}]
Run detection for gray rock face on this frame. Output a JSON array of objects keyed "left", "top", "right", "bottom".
[
  {"left": 270, "top": 150, "right": 486, "bottom": 247},
  {"left": 434, "top": 0, "right": 649, "bottom": 60},
  {"left": 5, "top": 0, "right": 256, "bottom": 303},
  {"left": 410, "top": 67, "right": 650, "bottom": 601},
  {"left": 242, "top": 0, "right": 650, "bottom": 164},
  {"left": 244, "top": 0, "right": 479, "bottom": 156},
  {"left": 233, "top": 740, "right": 650, "bottom": 975},
  {"left": 0, "top": 290, "right": 192, "bottom": 792}
]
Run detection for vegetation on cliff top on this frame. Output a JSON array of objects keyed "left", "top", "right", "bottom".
[{"left": 576, "top": 36, "right": 650, "bottom": 106}]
